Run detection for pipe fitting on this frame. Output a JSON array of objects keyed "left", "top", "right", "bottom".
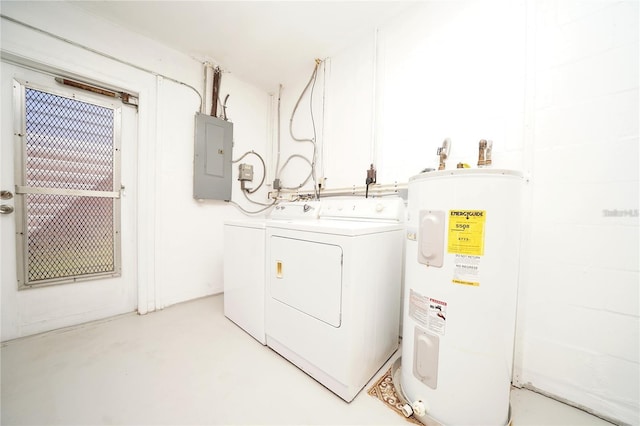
[
  {"left": 437, "top": 138, "right": 451, "bottom": 170},
  {"left": 412, "top": 399, "right": 427, "bottom": 417}
]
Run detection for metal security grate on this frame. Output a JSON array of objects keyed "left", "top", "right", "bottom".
[
  {"left": 25, "top": 89, "right": 114, "bottom": 191},
  {"left": 17, "top": 87, "right": 120, "bottom": 287},
  {"left": 26, "top": 194, "right": 115, "bottom": 281}
]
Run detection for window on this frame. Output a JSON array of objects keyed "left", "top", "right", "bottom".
[{"left": 15, "top": 82, "right": 121, "bottom": 289}]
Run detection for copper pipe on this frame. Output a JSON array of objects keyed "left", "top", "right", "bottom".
[
  {"left": 55, "top": 77, "right": 116, "bottom": 98},
  {"left": 211, "top": 67, "right": 221, "bottom": 117},
  {"left": 478, "top": 139, "right": 487, "bottom": 167}
]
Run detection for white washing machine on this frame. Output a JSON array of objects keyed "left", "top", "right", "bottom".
[
  {"left": 224, "top": 218, "right": 268, "bottom": 344},
  {"left": 223, "top": 201, "right": 321, "bottom": 345},
  {"left": 265, "top": 197, "right": 405, "bottom": 402}
]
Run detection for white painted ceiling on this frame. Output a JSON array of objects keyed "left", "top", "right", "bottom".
[{"left": 70, "top": 1, "right": 418, "bottom": 92}]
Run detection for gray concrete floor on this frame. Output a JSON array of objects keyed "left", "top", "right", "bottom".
[{"left": 1, "top": 295, "right": 613, "bottom": 425}]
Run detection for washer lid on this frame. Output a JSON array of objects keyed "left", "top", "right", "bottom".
[
  {"left": 266, "top": 218, "right": 403, "bottom": 236},
  {"left": 224, "top": 218, "right": 267, "bottom": 229}
]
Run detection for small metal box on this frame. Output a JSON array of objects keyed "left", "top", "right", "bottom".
[{"left": 238, "top": 163, "right": 254, "bottom": 182}]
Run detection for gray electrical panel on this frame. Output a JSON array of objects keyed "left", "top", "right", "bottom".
[{"left": 193, "top": 113, "right": 233, "bottom": 200}]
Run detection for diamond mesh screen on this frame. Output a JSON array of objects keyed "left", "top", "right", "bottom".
[
  {"left": 23, "top": 88, "right": 117, "bottom": 284},
  {"left": 26, "top": 194, "right": 115, "bottom": 281},
  {"left": 25, "top": 88, "right": 114, "bottom": 190}
]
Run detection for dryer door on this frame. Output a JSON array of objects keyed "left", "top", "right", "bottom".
[{"left": 269, "top": 236, "right": 342, "bottom": 327}]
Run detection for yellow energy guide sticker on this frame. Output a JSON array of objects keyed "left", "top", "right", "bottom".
[{"left": 447, "top": 210, "right": 486, "bottom": 256}]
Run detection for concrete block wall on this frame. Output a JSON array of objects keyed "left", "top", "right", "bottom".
[{"left": 513, "top": 1, "right": 639, "bottom": 423}]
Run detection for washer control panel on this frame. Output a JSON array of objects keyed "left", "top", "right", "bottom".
[{"left": 270, "top": 201, "right": 321, "bottom": 220}]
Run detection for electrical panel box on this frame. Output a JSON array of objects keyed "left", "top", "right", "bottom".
[{"left": 193, "top": 113, "right": 233, "bottom": 200}]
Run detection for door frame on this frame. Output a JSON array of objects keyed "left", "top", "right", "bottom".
[{"left": 1, "top": 53, "right": 155, "bottom": 340}]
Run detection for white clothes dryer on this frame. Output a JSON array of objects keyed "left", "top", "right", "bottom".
[
  {"left": 265, "top": 197, "right": 405, "bottom": 402},
  {"left": 223, "top": 201, "right": 321, "bottom": 345}
]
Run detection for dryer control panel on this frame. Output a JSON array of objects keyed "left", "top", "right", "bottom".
[{"left": 319, "top": 197, "right": 405, "bottom": 222}]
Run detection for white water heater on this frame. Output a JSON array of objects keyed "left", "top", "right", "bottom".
[{"left": 401, "top": 169, "right": 523, "bottom": 425}]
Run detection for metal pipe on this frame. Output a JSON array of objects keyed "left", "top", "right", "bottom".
[
  {"left": 211, "top": 67, "right": 220, "bottom": 117},
  {"left": 269, "top": 182, "right": 407, "bottom": 200}
]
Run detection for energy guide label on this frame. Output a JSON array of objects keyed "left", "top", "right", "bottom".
[
  {"left": 409, "top": 289, "right": 447, "bottom": 336},
  {"left": 448, "top": 210, "right": 486, "bottom": 256}
]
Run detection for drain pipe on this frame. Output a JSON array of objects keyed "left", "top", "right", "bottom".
[{"left": 391, "top": 358, "right": 429, "bottom": 420}]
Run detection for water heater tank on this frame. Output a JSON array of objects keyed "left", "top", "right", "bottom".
[{"left": 400, "top": 169, "right": 523, "bottom": 425}]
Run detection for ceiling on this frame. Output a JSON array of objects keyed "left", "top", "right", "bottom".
[{"left": 69, "top": 1, "right": 418, "bottom": 92}]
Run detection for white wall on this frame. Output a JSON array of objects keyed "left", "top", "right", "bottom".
[
  {"left": 288, "top": 1, "right": 527, "bottom": 187},
  {"left": 322, "top": 37, "right": 377, "bottom": 187},
  {"left": 0, "top": 1, "right": 272, "bottom": 339},
  {"left": 155, "top": 74, "right": 272, "bottom": 307},
  {"left": 376, "top": 1, "right": 528, "bottom": 179},
  {"left": 514, "top": 1, "right": 639, "bottom": 424}
]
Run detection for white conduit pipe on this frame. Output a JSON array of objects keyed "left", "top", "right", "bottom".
[{"left": 269, "top": 182, "right": 407, "bottom": 200}]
